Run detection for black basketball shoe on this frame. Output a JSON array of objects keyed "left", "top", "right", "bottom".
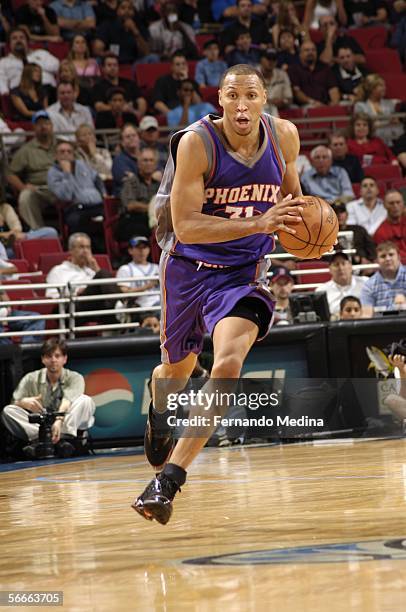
[
  {"left": 131, "top": 473, "right": 180, "bottom": 525},
  {"left": 144, "top": 403, "right": 174, "bottom": 470}
]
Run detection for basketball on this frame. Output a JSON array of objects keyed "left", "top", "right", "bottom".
[{"left": 277, "top": 195, "right": 339, "bottom": 259}]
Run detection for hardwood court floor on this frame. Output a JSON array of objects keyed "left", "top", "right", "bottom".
[{"left": 1, "top": 439, "right": 406, "bottom": 612}]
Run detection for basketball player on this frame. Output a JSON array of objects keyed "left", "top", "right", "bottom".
[{"left": 132, "top": 64, "right": 305, "bottom": 524}]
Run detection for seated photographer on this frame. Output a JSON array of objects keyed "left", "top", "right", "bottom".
[{"left": 0, "top": 337, "right": 95, "bottom": 459}]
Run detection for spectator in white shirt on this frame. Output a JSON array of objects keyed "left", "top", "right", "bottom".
[
  {"left": 116, "top": 236, "right": 160, "bottom": 310},
  {"left": 0, "top": 27, "right": 59, "bottom": 95},
  {"left": 316, "top": 252, "right": 366, "bottom": 316},
  {"left": 47, "top": 80, "right": 93, "bottom": 140},
  {"left": 346, "top": 176, "right": 387, "bottom": 236}
]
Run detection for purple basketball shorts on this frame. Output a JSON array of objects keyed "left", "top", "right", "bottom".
[{"left": 159, "top": 252, "right": 275, "bottom": 364}]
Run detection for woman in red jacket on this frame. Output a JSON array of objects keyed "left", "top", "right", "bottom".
[{"left": 347, "top": 112, "right": 399, "bottom": 167}]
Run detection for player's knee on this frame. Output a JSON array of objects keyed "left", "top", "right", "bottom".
[{"left": 211, "top": 354, "right": 243, "bottom": 378}]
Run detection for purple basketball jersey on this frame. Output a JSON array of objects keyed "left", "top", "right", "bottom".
[{"left": 155, "top": 114, "right": 286, "bottom": 266}]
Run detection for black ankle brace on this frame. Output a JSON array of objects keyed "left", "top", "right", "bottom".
[{"left": 162, "top": 463, "right": 187, "bottom": 487}]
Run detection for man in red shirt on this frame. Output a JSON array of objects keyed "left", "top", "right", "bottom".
[{"left": 374, "top": 190, "right": 406, "bottom": 263}]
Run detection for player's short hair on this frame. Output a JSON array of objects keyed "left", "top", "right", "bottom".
[
  {"left": 41, "top": 338, "right": 68, "bottom": 357},
  {"left": 219, "top": 64, "right": 266, "bottom": 89},
  {"left": 376, "top": 241, "right": 400, "bottom": 255},
  {"left": 340, "top": 296, "right": 361, "bottom": 312}
]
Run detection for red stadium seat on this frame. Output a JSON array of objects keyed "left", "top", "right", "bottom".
[
  {"left": 381, "top": 74, "right": 406, "bottom": 99},
  {"left": 15, "top": 238, "right": 63, "bottom": 271},
  {"left": 46, "top": 41, "right": 70, "bottom": 61},
  {"left": 38, "top": 252, "right": 69, "bottom": 275},
  {"left": 365, "top": 50, "right": 402, "bottom": 74},
  {"left": 38, "top": 251, "right": 113, "bottom": 275},
  {"left": 201, "top": 86, "right": 220, "bottom": 107},
  {"left": 309, "top": 29, "right": 324, "bottom": 44},
  {"left": 367, "top": 164, "right": 402, "bottom": 182},
  {"left": 119, "top": 64, "right": 133, "bottom": 80},
  {"left": 9, "top": 259, "right": 30, "bottom": 273},
  {"left": 392, "top": 179, "right": 406, "bottom": 191},
  {"left": 103, "top": 196, "right": 122, "bottom": 261},
  {"left": 279, "top": 108, "right": 305, "bottom": 120},
  {"left": 134, "top": 62, "right": 171, "bottom": 95},
  {"left": 307, "top": 105, "right": 349, "bottom": 131},
  {"left": 349, "top": 27, "right": 388, "bottom": 52},
  {"left": 295, "top": 261, "right": 331, "bottom": 286},
  {"left": 196, "top": 34, "right": 215, "bottom": 56}
]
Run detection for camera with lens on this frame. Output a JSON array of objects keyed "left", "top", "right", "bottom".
[{"left": 26, "top": 385, "right": 64, "bottom": 459}]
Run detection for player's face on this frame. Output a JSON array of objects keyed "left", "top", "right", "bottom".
[
  {"left": 341, "top": 301, "right": 362, "bottom": 320},
  {"left": 377, "top": 248, "right": 400, "bottom": 274},
  {"left": 41, "top": 349, "right": 68, "bottom": 376},
  {"left": 219, "top": 75, "right": 267, "bottom": 136}
]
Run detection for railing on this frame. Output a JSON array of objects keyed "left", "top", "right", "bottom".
[{"left": 0, "top": 255, "right": 379, "bottom": 340}]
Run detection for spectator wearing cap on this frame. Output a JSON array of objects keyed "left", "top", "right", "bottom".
[
  {"left": 333, "top": 203, "right": 376, "bottom": 266},
  {"left": 328, "top": 132, "right": 364, "bottom": 184},
  {"left": 195, "top": 40, "right": 228, "bottom": 88},
  {"left": 0, "top": 27, "right": 59, "bottom": 96},
  {"left": 116, "top": 236, "right": 160, "bottom": 310},
  {"left": 269, "top": 267, "right": 295, "bottom": 324},
  {"left": 75, "top": 124, "right": 113, "bottom": 181},
  {"left": 219, "top": 0, "right": 271, "bottom": 55},
  {"left": 116, "top": 148, "right": 160, "bottom": 242},
  {"left": 300, "top": 146, "right": 354, "bottom": 204},
  {"left": 91, "top": 53, "right": 147, "bottom": 119},
  {"left": 6, "top": 110, "right": 57, "bottom": 230},
  {"left": 373, "top": 191, "right": 406, "bottom": 264},
  {"left": 47, "top": 140, "right": 106, "bottom": 252},
  {"left": 315, "top": 252, "right": 366, "bottom": 317},
  {"left": 288, "top": 40, "right": 340, "bottom": 107},
  {"left": 47, "top": 80, "right": 93, "bottom": 141},
  {"left": 346, "top": 176, "right": 387, "bottom": 236},
  {"left": 167, "top": 79, "right": 217, "bottom": 127},
  {"left": 139, "top": 116, "right": 168, "bottom": 172},
  {"left": 95, "top": 87, "right": 138, "bottom": 131},
  {"left": 225, "top": 28, "right": 262, "bottom": 67},
  {"left": 361, "top": 241, "right": 406, "bottom": 317},
  {"left": 259, "top": 49, "right": 293, "bottom": 113}
]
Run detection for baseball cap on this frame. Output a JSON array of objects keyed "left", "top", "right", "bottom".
[
  {"left": 139, "top": 116, "right": 159, "bottom": 131},
  {"left": 261, "top": 48, "right": 278, "bottom": 61},
  {"left": 129, "top": 236, "right": 149, "bottom": 247},
  {"left": 32, "top": 110, "right": 50, "bottom": 124},
  {"left": 269, "top": 266, "right": 294, "bottom": 284},
  {"left": 328, "top": 251, "right": 350, "bottom": 263}
]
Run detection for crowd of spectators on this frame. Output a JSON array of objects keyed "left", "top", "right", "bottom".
[{"left": 0, "top": 0, "right": 405, "bottom": 339}]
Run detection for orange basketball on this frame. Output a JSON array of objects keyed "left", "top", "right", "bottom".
[{"left": 277, "top": 195, "right": 339, "bottom": 259}]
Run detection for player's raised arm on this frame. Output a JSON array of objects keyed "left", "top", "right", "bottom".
[{"left": 171, "top": 131, "right": 303, "bottom": 244}]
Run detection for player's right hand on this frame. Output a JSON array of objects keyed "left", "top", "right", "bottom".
[{"left": 260, "top": 194, "right": 304, "bottom": 235}]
